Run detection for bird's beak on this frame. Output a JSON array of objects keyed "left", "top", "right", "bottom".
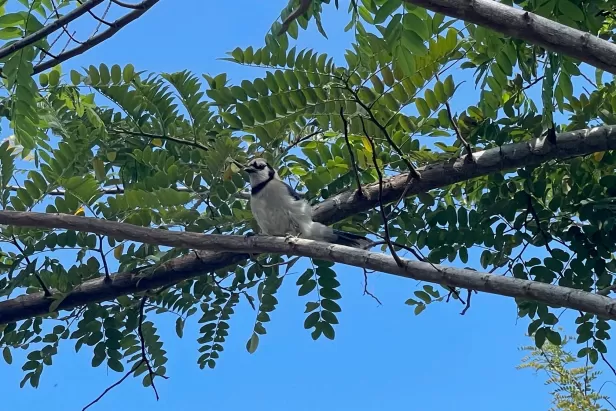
[{"left": 244, "top": 166, "right": 256, "bottom": 174}]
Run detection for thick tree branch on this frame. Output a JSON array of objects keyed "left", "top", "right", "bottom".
[
  {"left": 313, "top": 125, "right": 616, "bottom": 225},
  {"left": 0, "top": 211, "right": 616, "bottom": 323},
  {"left": 0, "top": 125, "right": 615, "bottom": 324},
  {"left": 32, "top": 0, "right": 159, "bottom": 75},
  {"left": 7, "top": 185, "right": 251, "bottom": 200},
  {"left": 403, "top": 0, "right": 616, "bottom": 74}
]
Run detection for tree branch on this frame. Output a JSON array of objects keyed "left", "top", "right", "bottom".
[
  {"left": 0, "top": 0, "right": 105, "bottom": 61},
  {"left": 403, "top": 0, "right": 616, "bottom": 74},
  {"left": 0, "top": 125, "right": 615, "bottom": 324},
  {"left": 0, "top": 211, "right": 616, "bottom": 323},
  {"left": 32, "top": 0, "right": 160, "bottom": 75}
]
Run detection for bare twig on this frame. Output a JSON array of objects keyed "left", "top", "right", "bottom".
[
  {"left": 349, "top": 86, "right": 421, "bottom": 179},
  {"left": 138, "top": 296, "right": 164, "bottom": 400},
  {"left": 460, "top": 289, "right": 474, "bottom": 315},
  {"left": 32, "top": 0, "right": 160, "bottom": 75},
  {"left": 82, "top": 359, "right": 144, "bottom": 411},
  {"left": 49, "top": 0, "right": 86, "bottom": 44},
  {"left": 339, "top": 107, "right": 364, "bottom": 197},
  {"left": 284, "top": 129, "right": 323, "bottom": 153},
  {"left": 89, "top": 0, "right": 114, "bottom": 37},
  {"left": 108, "top": 128, "right": 210, "bottom": 152},
  {"left": 0, "top": 0, "right": 104, "bottom": 61},
  {"left": 362, "top": 268, "right": 382, "bottom": 305},
  {"left": 526, "top": 193, "right": 554, "bottom": 255},
  {"left": 360, "top": 117, "right": 404, "bottom": 267},
  {"left": 11, "top": 236, "right": 51, "bottom": 296},
  {"left": 436, "top": 73, "right": 473, "bottom": 161},
  {"left": 98, "top": 235, "right": 111, "bottom": 282}
]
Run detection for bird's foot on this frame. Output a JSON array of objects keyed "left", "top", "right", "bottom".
[
  {"left": 244, "top": 231, "right": 257, "bottom": 240},
  {"left": 284, "top": 233, "right": 301, "bottom": 243}
]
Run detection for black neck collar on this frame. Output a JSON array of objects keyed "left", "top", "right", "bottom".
[{"left": 251, "top": 169, "right": 275, "bottom": 196}]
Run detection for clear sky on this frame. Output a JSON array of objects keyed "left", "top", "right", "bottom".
[{"left": 2, "top": 1, "right": 611, "bottom": 410}]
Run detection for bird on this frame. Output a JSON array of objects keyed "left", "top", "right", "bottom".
[{"left": 242, "top": 158, "right": 372, "bottom": 249}]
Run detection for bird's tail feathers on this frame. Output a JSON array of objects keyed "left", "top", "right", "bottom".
[
  {"left": 308, "top": 223, "right": 373, "bottom": 249},
  {"left": 331, "top": 229, "right": 373, "bottom": 249}
]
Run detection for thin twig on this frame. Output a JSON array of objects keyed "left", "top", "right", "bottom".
[
  {"left": 76, "top": 0, "right": 114, "bottom": 27},
  {"left": 138, "top": 296, "right": 162, "bottom": 400},
  {"left": 436, "top": 73, "right": 473, "bottom": 161},
  {"left": 89, "top": 0, "right": 114, "bottom": 37},
  {"left": 49, "top": 0, "right": 86, "bottom": 45},
  {"left": 98, "top": 235, "right": 111, "bottom": 282},
  {"left": 339, "top": 107, "right": 364, "bottom": 197},
  {"left": 362, "top": 268, "right": 382, "bottom": 305},
  {"left": 108, "top": 128, "right": 209, "bottom": 152},
  {"left": 32, "top": 0, "right": 160, "bottom": 75},
  {"left": 384, "top": 174, "right": 414, "bottom": 220},
  {"left": 526, "top": 193, "right": 554, "bottom": 255},
  {"left": 284, "top": 129, "right": 323, "bottom": 153},
  {"left": 348, "top": 85, "right": 421, "bottom": 179},
  {"left": 599, "top": 347, "right": 616, "bottom": 376},
  {"left": 360, "top": 117, "right": 404, "bottom": 267},
  {"left": 460, "top": 289, "right": 473, "bottom": 315},
  {"left": 11, "top": 236, "right": 51, "bottom": 296},
  {"left": 82, "top": 359, "right": 144, "bottom": 411},
  {"left": 0, "top": 0, "right": 104, "bottom": 61}
]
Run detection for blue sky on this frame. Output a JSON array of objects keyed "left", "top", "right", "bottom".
[{"left": 2, "top": 1, "right": 612, "bottom": 410}]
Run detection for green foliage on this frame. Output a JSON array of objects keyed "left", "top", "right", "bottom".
[
  {"left": 518, "top": 335, "right": 612, "bottom": 411},
  {"left": 1, "top": 0, "right": 616, "bottom": 397}
]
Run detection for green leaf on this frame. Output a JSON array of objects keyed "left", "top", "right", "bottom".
[
  {"left": 373, "top": 0, "right": 401, "bottom": 24},
  {"left": 545, "top": 329, "right": 562, "bottom": 346},
  {"left": 304, "top": 302, "right": 320, "bottom": 313},
  {"left": 443, "top": 75, "right": 455, "bottom": 97},
  {"left": 70, "top": 70, "right": 81, "bottom": 85},
  {"left": 111, "top": 64, "right": 122, "bottom": 84},
  {"left": 434, "top": 81, "right": 447, "bottom": 103},
  {"left": 0, "top": 27, "right": 22, "bottom": 39},
  {"left": 298, "top": 279, "right": 317, "bottom": 296},
  {"left": 175, "top": 318, "right": 184, "bottom": 338},
  {"left": 535, "top": 327, "right": 547, "bottom": 348},
  {"left": 2, "top": 347, "right": 12, "bottom": 365},
  {"left": 415, "top": 97, "right": 430, "bottom": 117},
  {"left": 320, "top": 299, "right": 341, "bottom": 312},
  {"left": 107, "top": 358, "right": 124, "bottom": 372},
  {"left": 304, "top": 312, "right": 320, "bottom": 329},
  {"left": 558, "top": 0, "right": 584, "bottom": 22},
  {"left": 321, "top": 321, "right": 335, "bottom": 340},
  {"left": 401, "top": 29, "right": 428, "bottom": 55},
  {"left": 394, "top": 45, "right": 415, "bottom": 76},
  {"left": 0, "top": 13, "right": 24, "bottom": 27},
  {"left": 403, "top": 13, "right": 430, "bottom": 40},
  {"left": 123, "top": 64, "right": 135, "bottom": 83},
  {"left": 246, "top": 332, "right": 259, "bottom": 354}
]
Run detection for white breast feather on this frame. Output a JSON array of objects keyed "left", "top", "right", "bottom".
[{"left": 250, "top": 180, "right": 312, "bottom": 237}]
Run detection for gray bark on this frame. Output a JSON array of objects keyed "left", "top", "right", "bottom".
[
  {"left": 1, "top": 125, "right": 615, "bottom": 324},
  {"left": 0, "top": 214, "right": 615, "bottom": 324},
  {"left": 404, "top": 0, "right": 616, "bottom": 74}
]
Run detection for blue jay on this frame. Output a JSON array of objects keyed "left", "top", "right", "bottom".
[{"left": 243, "top": 158, "right": 372, "bottom": 249}]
